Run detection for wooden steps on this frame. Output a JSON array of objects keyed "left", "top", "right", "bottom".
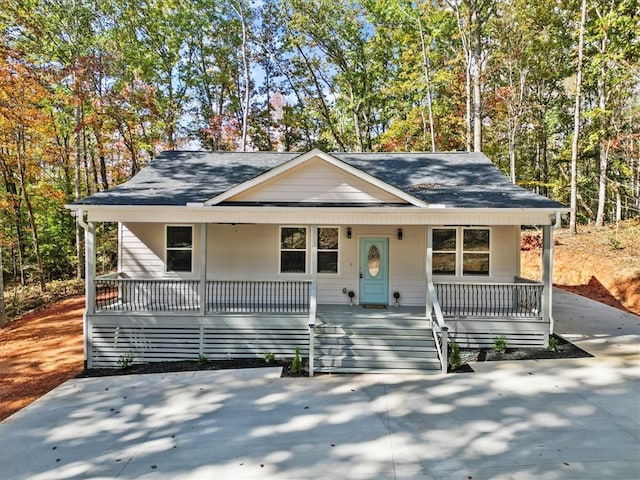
[{"left": 313, "top": 316, "right": 442, "bottom": 374}]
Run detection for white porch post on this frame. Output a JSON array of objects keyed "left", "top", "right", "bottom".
[
  {"left": 83, "top": 215, "right": 96, "bottom": 369},
  {"left": 542, "top": 224, "right": 553, "bottom": 338},
  {"left": 199, "top": 223, "right": 207, "bottom": 316},
  {"left": 308, "top": 225, "right": 318, "bottom": 377},
  {"left": 426, "top": 225, "right": 433, "bottom": 326}
]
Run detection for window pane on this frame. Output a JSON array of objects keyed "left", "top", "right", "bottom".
[
  {"left": 281, "top": 227, "right": 306, "bottom": 249},
  {"left": 463, "top": 253, "right": 490, "bottom": 275},
  {"left": 167, "top": 226, "right": 192, "bottom": 248},
  {"left": 433, "top": 253, "right": 456, "bottom": 275},
  {"left": 167, "top": 250, "right": 192, "bottom": 272},
  {"left": 318, "top": 252, "right": 338, "bottom": 273},
  {"left": 281, "top": 251, "right": 306, "bottom": 273},
  {"left": 463, "top": 229, "right": 489, "bottom": 251},
  {"left": 318, "top": 227, "right": 338, "bottom": 249},
  {"left": 433, "top": 229, "right": 456, "bottom": 251}
]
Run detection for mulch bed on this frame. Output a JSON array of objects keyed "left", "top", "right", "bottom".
[
  {"left": 76, "top": 358, "right": 308, "bottom": 378},
  {"left": 449, "top": 334, "right": 592, "bottom": 373}
]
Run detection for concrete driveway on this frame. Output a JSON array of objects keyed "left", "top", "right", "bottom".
[{"left": 1, "top": 290, "right": 639, "bottom": 479}]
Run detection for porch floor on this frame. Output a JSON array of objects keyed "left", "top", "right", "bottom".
[{"left": 316, "top": 304, "right": 428, "bottom": 320}]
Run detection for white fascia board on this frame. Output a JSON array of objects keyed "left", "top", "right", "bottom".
[
  {"left": 75, "top": 204, "right": 569, "bottom": 226},
  {"left": 203, "top": 148, "right": 428, "bottom": 207}
]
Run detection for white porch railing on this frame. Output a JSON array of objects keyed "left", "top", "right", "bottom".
[
  {"left": 434, "top": 281, "right": 543, "bottom": 318},
  {"left": 95, "top": 276, "right": 311, "bottom": 313}
]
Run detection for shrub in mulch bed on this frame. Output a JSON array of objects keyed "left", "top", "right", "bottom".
[{"left": 448, "top": 334, "right": 592, "bottom": 373}]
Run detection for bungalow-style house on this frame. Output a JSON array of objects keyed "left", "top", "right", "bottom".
[{"left": 67, "top": 149, "right": 569, "bottom": 375}]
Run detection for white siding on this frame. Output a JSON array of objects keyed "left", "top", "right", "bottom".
[
  {"left": 119, "top": 223, "right": 521, "bottom": 306},
  {"left": 491, "top": 225, "right": 520, "bottom": 281},
  {"left": 207, "top": 224, "right": 279, "bottom": 278},
  {"left": 120, "top": 223, "right": 201, "bottom": 279},
  {"left": 230, "top": 157, "right": 405, "bottom": 204}
]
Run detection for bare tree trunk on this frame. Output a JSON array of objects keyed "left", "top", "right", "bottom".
[
  {"left": 465, "top": 62, "right": 473, "bottom": 152},
  {"left": 471, "top": 0, "right": 483, "bottom": 153},
  {"left": 448, "top": 0, "right": 472, "bottom": 151},
  {"left": 570, "top": 0, "right": 587, "bottom": 235},
  {"left": 417, "top": 16, "right": 436, "bottom": 152},
  {"left": 16, "top": 129, "right": 46, "bottom": 292},
  {"left": 615, "top": 183, "right": 622, "bottom": 222},
  {"left": 595, "top": 61, "right": 609, "bottom": 226},
  {"left": 595, "top": 138, "right": 610, "bottom": 226},
  {"left": 233, "top": 1, "right": 251, "bottom": 151},
  {"left": 74, "top": 103, "right": 83, "bottom": 279},
  {"left": 508, "top": 70, "right": 527, "bottom": 184},
  {"left": 0, "top": 241, "right": 5, "bottom": 327}
]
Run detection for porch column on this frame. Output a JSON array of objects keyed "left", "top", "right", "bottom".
[
  {"left": 85, "top": 220, "right": 96, "bottom": 316},
  {"left": 308, "top": 225, "right": 318, "bottom": 377},
  {"left": 199, "top": 223, "right": 207, "bottom": 316},
  {"left": 83, "top": 215, "right": 96, "bottom": 369},
  {"left": 426, "top": 225, "right": 433, "bottom": 326},
  {"left": 542, "top": 224, "right": 553, "bottom": 337}
]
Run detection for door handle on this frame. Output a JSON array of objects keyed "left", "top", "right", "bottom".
[{"left": 359, "top": 273, "right": 363, "bottom": 278}]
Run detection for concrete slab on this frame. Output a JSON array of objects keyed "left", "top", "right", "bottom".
[{"left": 1, "top": 290, "right": 639, "bottom": 479}]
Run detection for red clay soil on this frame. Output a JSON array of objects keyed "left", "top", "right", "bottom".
[
  {"left": 521, "top": 222, "right": 640, "bottom": 316},
  {"left": 0, "top": 297, "right": 85, "bottom": 421}
]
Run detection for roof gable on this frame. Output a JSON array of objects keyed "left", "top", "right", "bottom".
[{"left": 205, "top": 149, "right": 426, "bottom": 207}]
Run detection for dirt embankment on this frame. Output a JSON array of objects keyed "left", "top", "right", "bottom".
[{"left": 521, "top": 219, "right": 640, "bottom": 316}]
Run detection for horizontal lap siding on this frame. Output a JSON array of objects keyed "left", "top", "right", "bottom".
[
  {"left": 447, "top": 317, "right": 549, "bottom": 348},
  {"left": 231, "top": 157, "right": 403, "bottom": 204},
  {"left": 89, "top": 315, "right": 308, "bottom": 368},
  {"left": 121, "top": 223, "right": 202, "bottom": 279}
]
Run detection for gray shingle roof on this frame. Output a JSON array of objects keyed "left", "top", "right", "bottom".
[{"left": 72, "top": 150, "right": 566, "bottom": 209}]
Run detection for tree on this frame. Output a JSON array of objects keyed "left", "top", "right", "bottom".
[
  {"left": 570, "top": 0, "right": 588, "bottom": 234},
  {"left": 446, "top": 0, "right": 494, "bottom": 152}
]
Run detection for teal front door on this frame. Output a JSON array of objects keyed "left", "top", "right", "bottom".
[{"left": 359, "top": 237, "right": 389, "bottom": 304}]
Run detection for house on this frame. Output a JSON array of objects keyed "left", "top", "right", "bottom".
[{"left": 67, "top": 148, "right": 569, "bottom": 375}]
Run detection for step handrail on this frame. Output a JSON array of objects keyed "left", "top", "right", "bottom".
[{"left": 428, "top": 281, "right": 448, "bottom": 374}]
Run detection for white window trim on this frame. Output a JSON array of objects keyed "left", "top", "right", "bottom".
[
  {"left": 317, "top": 226, "right": 340, "bottom": 275},
  {"left": 432, "top": 226, "right": 492, "bottom": 278},
  {"left": 279, "top": 226, "right": 308, "bottom": 274},
  {"left": 165, "top": 224, "right": 194, "bottom": 273}
]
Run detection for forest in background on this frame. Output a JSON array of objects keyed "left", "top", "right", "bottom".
[{"left": 0, "top": 0, "right": 638, "bottom": 308}]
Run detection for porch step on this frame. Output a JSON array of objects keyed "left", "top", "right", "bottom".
[{"left": 314, "top": 320, "right": 442, "bottom": 374}]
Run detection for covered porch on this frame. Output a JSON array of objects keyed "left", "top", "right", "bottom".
[{"left": 87, "top": 273, "right": 547, "bottom": 374}]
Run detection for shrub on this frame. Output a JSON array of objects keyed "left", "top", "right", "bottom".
[
  {"left": 117, "top": 352, "right": 134, "bottom": 369},
  {"left": 448, "top": 342, "right": 461, "bottom": 370},
  {"left": 291, "top": 347, "right": 302, "bottom": 374},
  {"left": 493, "top": 336, "right": 508, "bottom": 353}
]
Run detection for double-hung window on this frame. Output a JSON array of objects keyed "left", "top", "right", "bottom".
[
  {"left": 462, "top": 228, "right": 490, "bottom": 276},
  {"left": 317, "top": 227, "right": 339, "bottom": 274},
  {"left": 166, "top": 225, "right": 193, "bottom": 272},
  {"left": 432, "top": 227, "right": 490, "bottom": 277},
  {"left": 432, "top": 228, "right": 457, "bottom": 275},
  {"left": 280, "top": 227, "right": 307, "bottom": 273},
  {"left": 280, "top": 226, "right": 340, "bottom": 274}
]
